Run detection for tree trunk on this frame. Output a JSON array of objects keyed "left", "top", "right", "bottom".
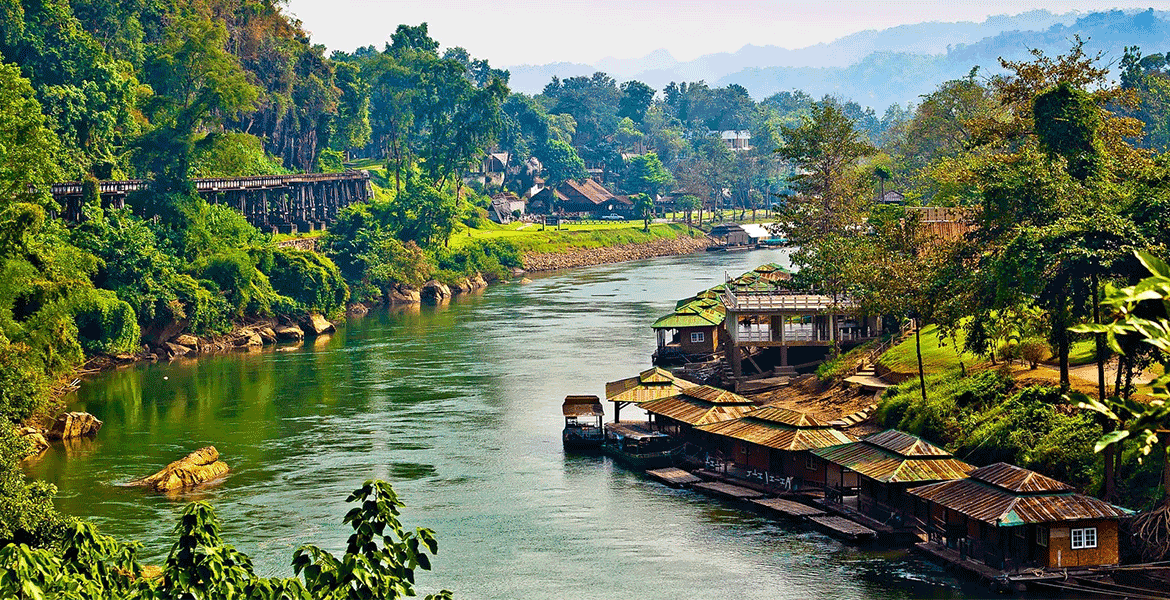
[
  {"left": 1093, "top": 271, "right": 1116, "bottom": 502},
  {"left": 916, "top": 321, "right": 927, "bottom": 404},
  {"left": 1057, "top": 298, "right": 1070, "bottom": 391}
]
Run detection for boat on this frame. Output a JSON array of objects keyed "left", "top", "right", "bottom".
[
  {"left": 562, "top": 395, "right": 605, "bottom": 451},
  {"left": 602, "top": 422, "right": 682, "bottom": 469}
]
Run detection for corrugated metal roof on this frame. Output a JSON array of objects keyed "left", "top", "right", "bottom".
[
  {"left": 605, "top": 368, "right": 695, "bottom": 404},
  {"left": 679, "top": 385, "right": 753, "bottom": 405},
  {"left": 909, "top": 472, "right": 1133, "bottom": 526},
  {"left": 696, "top": 415, "right": 855, "bottom": 451},
  {"left": 749, "top": 405, "right": 829, "bottom": 428},
  {"left": 811, "top": 435, "right": 973, "bottom": 484},
  {"left": 641, "top": 395, "right": 755, "bottom": 426},
  {"left": 969, "top": 462, "right": 1073, "bottom": 493},
  {"left": 652, "top": 301, "right": 724, "bottom": 329},
  {"left": 563, "top": 395, "right": 604, "bottom": 417},
  {"left": 865, "top": 429, "right": 952, "bottom": 457}
]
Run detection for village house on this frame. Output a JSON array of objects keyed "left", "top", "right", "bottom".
[
  {"left": 718, "top": 266, "right": 879, "bottom": 378},
  {"left": 487, "top": 192, "right": 525, "bottom": 223},
  {"left": 711, "top": 130, "right": 752, "bottom": 151},
  {"left": 908, "top": 462, "right": 1132, "bottom": 571},
  {"left": 810, "top": 430, "right": 973, "bottom": 523},
  {"left": 640, "top": 385, "right": 755, "bottom": 442},
  {"left": 530, "top": 178, "right": 632, "bottom": 215},
  {"left": 651, "top": 297, "right": 725, "bottom": 364},
  {"left": 695, "top": 405, "right": 855, "bottom": 485},
  {"left": 605, "top": 367, "right": 696, "bottom": 423}
]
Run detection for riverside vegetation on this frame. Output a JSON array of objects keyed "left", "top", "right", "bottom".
[{"left": 4, "top": 0, "right": 1170, "bottom": 594}]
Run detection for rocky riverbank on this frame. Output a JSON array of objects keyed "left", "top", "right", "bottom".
[{"left": 522, "top": 233, "right": 711, "bottom": 272}]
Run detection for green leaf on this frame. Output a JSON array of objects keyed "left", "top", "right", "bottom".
[
  {"left": 1094, "top": 429, "right": 1130, "bottom": 453},
  {"left": 1136, "top": 250, "right": 1170, "bottom": 279}
]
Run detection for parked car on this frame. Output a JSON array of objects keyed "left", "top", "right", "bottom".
[{"left": 600, "top": 214, "right": 625, "bottom": 221}]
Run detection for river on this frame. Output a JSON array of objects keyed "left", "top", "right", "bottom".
[{"left": 26, "top": 248, "right": 984, "bottom": 599}]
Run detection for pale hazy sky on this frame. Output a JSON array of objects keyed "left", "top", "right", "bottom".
[{"left": 283, "top": 1, "right": 1165, "bottom": 66}]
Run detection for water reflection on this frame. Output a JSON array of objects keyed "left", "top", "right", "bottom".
[{"left": 27, "top": 249, "right": 983, "bottom": 599}]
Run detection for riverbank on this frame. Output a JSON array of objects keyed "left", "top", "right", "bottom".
[{"left": 522, "top": 233, "right": 710, "bottom": 271}]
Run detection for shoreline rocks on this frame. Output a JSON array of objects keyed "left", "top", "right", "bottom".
[
  {"left": 46, "top": 412, "right": 103, "bottom": 440},
  {"left": 131, "top": 446, "right": 229, "bottom": 492},
  {"left": 522, "top": 234, "right": 711, "bottom": 272}
]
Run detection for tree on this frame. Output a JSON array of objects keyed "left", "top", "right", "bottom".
[
  {"left": 538, "top": 139, "right": 586, "bottom": 190},
  {"left": 622, "top": 152, "right": 672, "bottom": 197},
  {"left": 0, "top": 63, "right": 61, "bottom": 211},
  {"left": 776, "top": 101, "right": 876, "bottom": 243},
  {"left": 618, "top": 80, "right": 654, "bottom": 123},
  {"left": 631, "top": 193, "right": 652, "bottom": 232},
  {"left": 676, "top": 194, "right": 700, "bottom": 232}
]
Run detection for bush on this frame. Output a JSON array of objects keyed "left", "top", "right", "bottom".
[
  {"left": 0, "top": 426, "right": 71, "bottom": 545},
  {"left": 266, "top": 248, "right": 349, "bottom": 315},
  {"left": 0, "top": 339, "right": 50, "bottom": 423},
  {"left": 1020, "top": 336, "right": 1049, "bottom": 368},
  {"left": 71, "top": 288, "right": 140, "bottom": 355}
]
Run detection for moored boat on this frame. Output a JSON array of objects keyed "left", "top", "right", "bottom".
[
  {"left": 562, "top": 395, "right": 605, "bottom": 451},
  {"left": 602, "top": 422, "right": 681, "bottom": 469}
]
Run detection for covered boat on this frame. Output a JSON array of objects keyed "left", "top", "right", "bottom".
[{"left": 562, "top": 395, "right": 605, "bottom": 451}]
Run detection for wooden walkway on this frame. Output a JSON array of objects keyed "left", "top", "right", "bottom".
[
  {"left": 646, "top": 467, "right": 702, "bottom": 487},
  {"left": 692, "top": 481, "right": 765, "bottom": 500},
  {"left": 809, "top": 515, "right": 876, "bottom": 541},
  {"left": 751, "top": 497, "right": 824, "bottom": 518}
]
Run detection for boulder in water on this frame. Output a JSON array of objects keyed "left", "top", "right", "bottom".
[
  {"left": 302, "top": 314, "right": 334, "bottom": 336},
  {"left": 256, "top": 326, "right": 277, "bottom": 344},
  {"left": 46, "top": 412, "right": 103, "bottom": 440},
  {"left": 132, "top": 446, "right": 229, "bottom": 492},
  {"left": 172, "top": 334, "right": 199, "bottom": 348},
  {"left": 275, "top": 325, "right": 304, "bottom": 341},
  {"left": 388, "top": 284, "right": 421, "bottom": 304},
  {"left": 420, "top": 280, "right": 451, "bottom": 302},
  {"left": 18, "top": 427, "right": 49, "bottom": 457}
]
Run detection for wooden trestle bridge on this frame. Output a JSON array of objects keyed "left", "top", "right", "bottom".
[{"left": 50, "top": 171, "right": 372, "bottom": 233}]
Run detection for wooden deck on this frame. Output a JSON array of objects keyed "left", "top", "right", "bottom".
[
  {"left": 809, "top": 515, "right": 876, "bottom": 541},
  {"left": 646, "top": 467, "right": 702, "bottom": 487},
  {"left": 692, "top": 481, "right": 766, "bottom": 500},
  {"left": 751, "top": 497, "right": 825, "bottom": 518}
]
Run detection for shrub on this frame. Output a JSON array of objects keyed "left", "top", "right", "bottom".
[
  {"left": 71, "top": 288, "right": 140, "bottom": 355},
  {"left": 1020, "top": 336, "right": 1050, "bottom": 368},
  {"left": 266, "top": 248, "right": 350, "bottom": 315}
]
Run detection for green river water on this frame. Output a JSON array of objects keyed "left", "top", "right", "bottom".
[{"left": 25, "top": 248, "right": 990, "bottom": 599}]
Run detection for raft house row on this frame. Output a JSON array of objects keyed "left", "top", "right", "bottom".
[{"left": 566, "top": 263, "right": 1144, "bottom": 595}]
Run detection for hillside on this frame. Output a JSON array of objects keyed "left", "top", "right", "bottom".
[{"left": 508, "top": 8, "right": 1170, "bottom": 109}]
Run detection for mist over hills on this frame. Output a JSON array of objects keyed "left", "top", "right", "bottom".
[{"left": 506, "top": 8, "right": 1170, "bottom": 110}]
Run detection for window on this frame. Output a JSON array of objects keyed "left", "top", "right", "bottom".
[
  {"left": 1036, "top": 525, "right": 1048, "bottom": 547},
  {"left": 1071, "top": 527, "right": 1097, "bottom": 550},
  {"left": 690, "top": 331, "right": 705, "bottom": 343},
  {"left": 805, "top": 453, "right": 816, "bottom": 471}
]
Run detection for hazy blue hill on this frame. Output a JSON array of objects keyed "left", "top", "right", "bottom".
[
  {"left": 506, "top": 9, "right": 1168, "bottom": 109},
  {"left": 721, "top": 8, "right": 1170, "bottom": 109}
]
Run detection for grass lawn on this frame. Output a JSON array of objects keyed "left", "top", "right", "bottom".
[
  {"left": 878, "top": 324, "right": 985, "bottom": 377},
  {"left": 1067, "top": 339, "right": 1099, "bottom": 366},
  {"left": 449, "top": 221, "right": 700, "bottom": 253}
]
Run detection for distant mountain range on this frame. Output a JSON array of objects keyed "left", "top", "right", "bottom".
[{"left": 505, "top": 9, "right": 1170, "bottom": 110}]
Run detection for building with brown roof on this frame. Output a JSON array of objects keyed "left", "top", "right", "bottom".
[
  {"left": 640, "top": 385, "right": 755, "bottom": 439},
  {"left": 696, "top": 406, "right": 855, "bottom": 485},
  {"left": 810, "top": 429, "right": 974, "bottom": 522},
  {"left": 605, "top": 367, "right": 696, "bottom": 422},
  {"left": 530, "top": 178, "right": 632, "bottom": 215},
  {"left": 908, "top": 462, "right": 1132, "bottom": 571}
]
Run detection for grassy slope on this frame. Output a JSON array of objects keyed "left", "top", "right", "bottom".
[
  {"left": 450, "top": 221, "right": 698, "bottom": 253},
  {"left": 877, "top": 324, "right": 984, "bottom": 376}
]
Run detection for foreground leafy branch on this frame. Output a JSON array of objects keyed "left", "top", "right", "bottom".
[{"left": 0, "top": 480, "right": 451, "bottom": 600}]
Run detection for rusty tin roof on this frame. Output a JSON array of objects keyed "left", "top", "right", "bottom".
[
  {"left": 811, "top": 430, "right": 973, "bottom": 484},
  {"left": 562, "top": 395, "right": 604, "bottom": 417},
  {"left": 605, "top": 367, "right": 695, "bottom": 404},
  {"left": 909, "top": 463, "right": 1133, "bottom": 526},
  {"left": 696, "top": 410, "right": 855, "bottom": 451},
  {"left": 679, "top": 385, "right": 753, "bottom": 405},
  {"left": 640, "top": 391, "right": 755, "bottom": 427}
]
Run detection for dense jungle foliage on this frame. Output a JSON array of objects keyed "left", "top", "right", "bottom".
[{"left": 5, "top": 0, "right": 1170, "bottom": 591}]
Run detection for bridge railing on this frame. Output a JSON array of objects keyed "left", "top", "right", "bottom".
[{"left": 46, "top": 170, "right": 370, "bottom": 196}]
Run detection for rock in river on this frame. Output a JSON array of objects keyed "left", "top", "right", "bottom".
[
  {"left": 132, "top": 446, "right": 229, "bottom": 492},
  {"left": 302, "top": 314, "right": 335, "bottom": 336},
  {"left": 275, "top": 324, "right": 305, "bottom": 341},
  {"left": 46, "top": 412, "right": 103, "bottom": 440}
]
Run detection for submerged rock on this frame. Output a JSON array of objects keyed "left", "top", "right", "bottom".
[
  {"left": 236, "top": 331, "right": 263, "bottom": 347},
  {"left": 46, "top": 412, "right": 103, "bottom": 440},
  {"left": 164, "top": 342, "right": 190, "bottom": 357},
  {"left": 348, "top": 303, "right": 369, "bottom": 317},
  {"left": 132, "top": 446, "right": 229, "bottom": 492},
  {"left": 275, "top": 325, "right": 305, "bottom": 341},
  {"left": 302, "top": 314, "right": 335, "bottom": 336}
]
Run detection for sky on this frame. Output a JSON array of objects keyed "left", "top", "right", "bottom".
[{"left": 283, "top": 0, "right": 1164, "bottom": 66}]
